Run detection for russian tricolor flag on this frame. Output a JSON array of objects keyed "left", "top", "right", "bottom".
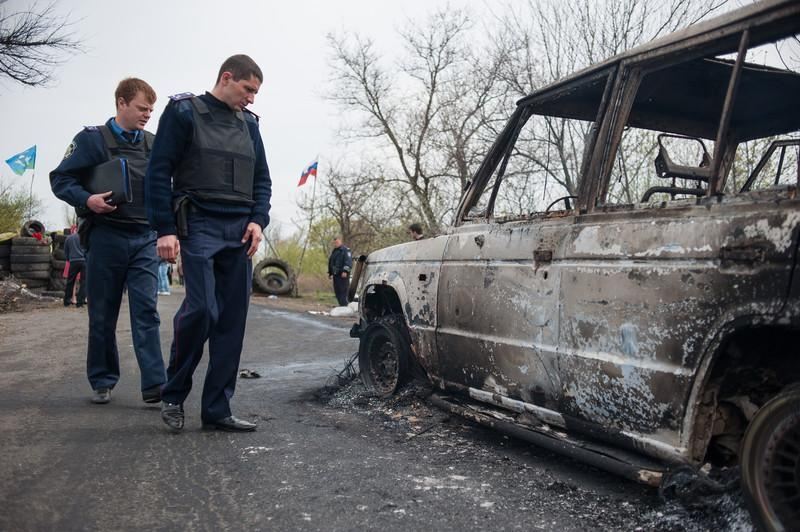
[{"left": 298, "top": 159, "right": 318, "bottom": 187}]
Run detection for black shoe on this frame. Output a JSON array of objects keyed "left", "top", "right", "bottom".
[
  {"left": 91, "top": 388, "right": 111, "bottom": 404},
  {"left": 161, "top": 402, "right": 184, "bottom": 431},
  {"left": 202, "top": 416, "right": 256, "bottom": 432},
  {"left": 142, "top": 385, "right": 162, "bottom": 404},
  {"left": 63, "top": 301, "right": 71, "bottom": 307}
]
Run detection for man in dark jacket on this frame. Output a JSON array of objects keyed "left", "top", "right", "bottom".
[
  {"left": 50, "top": 78, "right": 166, "bottom": 406},
  {"left": 146, "top": 54, "right": 271, "bottom": 433},
  {"left": 328, "top": 237, "right": 352, "bottom": 307},
  {"left": 63, "top": 229, "right": 86, "bottom": 307}
]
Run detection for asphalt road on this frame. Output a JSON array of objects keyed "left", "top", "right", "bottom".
[{"left": 0, "top": 289, "right": 754, "bottom": 531}]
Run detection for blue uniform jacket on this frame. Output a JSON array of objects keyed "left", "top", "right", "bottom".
[
  {"left": 144, "top": 92, "right": 272, "bottom": 237},
  {"left": 49, "top": 118, "right": 136, "bottom": 209}
]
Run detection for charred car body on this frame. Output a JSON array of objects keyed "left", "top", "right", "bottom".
[{"left": 351, "top": 1, "right": 800, "bottom": 530}]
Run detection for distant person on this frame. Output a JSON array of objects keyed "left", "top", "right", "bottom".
[
  {"left": 328, "top": 236, "right": 352, "bottom": 307},
  {"left": 157, "top": 258, "right": 170, "bottom": 295},
  {"left": 49, "top": 77, "right": 166, "bottom": 406},
  {"left": 146, "top": 54, "right": 271, "bottom": 433},
  {"left": 62, "top": 229, "right": 86, "bottom": 308},
  {"left": 408, "top": 223, "right": 425, "bottom": 241}
]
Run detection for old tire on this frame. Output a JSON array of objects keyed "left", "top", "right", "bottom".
[
  {"left": 253, "top": 258, "right": 294, "bottom": 295},
  {"left": 11, "top": 236, "right": 39, "bottom": 246},
  {"left": 11, "top": 263, "right": 50, "bottom": 272},
  {"left": 20, "top": 220, "right": 45, "bottom": 237},
  {"left": 15, "top": 278, "right": 48, "bottom": 288},
  {"left": 9, "top": 254, "right": 51, "bottom": 264},
  {"left": 741, "top": 389, "right": 800, "bottom": 532},
  {"left": 10, "top": 245, "right": 50, "bottom": 255},
  {"left": 358, "top": 314, "right": 411, "bottom": 397},
  {"left": 51, "top": 259, "right": 67, "bottom": 271},
  {"left": 49, "top": 278, "right": 66, "bottom": 291},
  {"left": 13, "top": 269, "right": 50, "bottom": 279},
  {"left": 0, "top": 245, "right": 10, "bottom": 258}
]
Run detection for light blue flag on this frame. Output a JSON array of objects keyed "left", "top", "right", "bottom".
[{"left": 5, "top": 145, "right": 37, "bottom": 176}]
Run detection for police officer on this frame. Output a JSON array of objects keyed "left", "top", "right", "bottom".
[
  {"left": 146, "top": 54, "right": 271, "bottom": 433},
  {"left": 50, "top": 78, "right": 166, "bottom": 405},
  {"left": 328, "top": 237, "right": 353, "bottom": 307}
]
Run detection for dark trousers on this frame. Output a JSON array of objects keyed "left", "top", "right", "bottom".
[
  {"left": 64, "top": 260, "right": 86, "bottom": 306},
  {"left": 333, "top": 274, "right": 349, "bottom": 306},
  {"left": 162, "top": 213, "right": 252, "bottom": 422},
  {"left": 85, "top": 223, "right": 165, "bottom": 392}
]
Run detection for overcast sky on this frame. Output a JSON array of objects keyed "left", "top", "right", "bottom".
[{"left": 0, "top": 0, "right": 490, "bottom": 234}]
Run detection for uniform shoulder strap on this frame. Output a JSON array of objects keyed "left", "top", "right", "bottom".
[
  {"left": 96, "top": 125, "right": 119, "bottom": 159},
  {"left": 243, "top": 108, "right": 260, "bottom": 123},
  {"left": 189, "top": 96, "right": 211, "bottom": 115},
  {"left": 143, "top": 131, "right": 155, "bottom": 152}
]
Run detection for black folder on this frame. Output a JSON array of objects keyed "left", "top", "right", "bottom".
[{"left": 85, "top": 158, "right": 131, "bottom": 205}]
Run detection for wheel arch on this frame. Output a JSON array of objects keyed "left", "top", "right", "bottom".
[{"left": 683, "top": 319, "right": 800, "bottom": 463}]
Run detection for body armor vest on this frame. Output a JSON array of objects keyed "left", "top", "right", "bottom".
[
  {"left": 97, "top": 125, "right": 152, "bottom": 225},
  {"left": 172, "top": 97, "right": 255, "bottom": 205}
]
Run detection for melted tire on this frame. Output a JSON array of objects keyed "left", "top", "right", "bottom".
[
  {"left": 741, "top": 389, "right": 800, "bottom": 532},
  {"left": 358, "top": 314, "right": 411, "bottom": 397}
]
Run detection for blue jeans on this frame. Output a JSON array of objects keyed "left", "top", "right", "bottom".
[
  {"left": 85, "top": 223, "right": 166, "bottom": 392},
  {"left": 158, "top": 262, "right": 170, "bottom": 294},
  {"left": 162, "top": 212, "right": 252, "bottom": 422}
]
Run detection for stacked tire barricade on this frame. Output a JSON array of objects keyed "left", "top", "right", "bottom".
[
  {"left": 0, "top": 220, "right": 72, "bottom": 294},
  {"left": 252, "top": 258, "right": 295, "bottom": 296}
]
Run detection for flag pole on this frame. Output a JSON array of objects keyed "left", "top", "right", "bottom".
[
  {"left": 294, "top": 158, "right": 318, "bottom": 298},
  {"left": 27, "top": 170, "right": 35, "bottom": 221}
]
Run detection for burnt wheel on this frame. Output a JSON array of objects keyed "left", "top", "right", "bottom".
[
  {"left": 358, "top": 315, "right": 410, "bottom": 397},
  {"left": 741, "top": 389, "right": 800, "bottom": 532}
]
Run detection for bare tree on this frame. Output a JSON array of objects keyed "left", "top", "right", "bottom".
[
  {"left": 324, "top": 0, "right": 734, "bottom": 239},
  {"left": 0, "top": 1, "right": 81, "bottom": 87},
  {"left": 494, "top": 0, "right": 731, "bottom": 203},
  {"left": 327, "top": 8, "right": 508, "bottom": 233},
  {"left": 296, "top": 161, "right": 411, "bottom": 254}
]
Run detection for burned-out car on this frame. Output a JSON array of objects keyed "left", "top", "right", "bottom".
[{"left": 351, "top": 1, "right": 800, "bottom": 530}]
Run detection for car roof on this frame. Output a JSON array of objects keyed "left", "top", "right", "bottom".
[{"left": 517, "top": 0, "right": 800, "bottom": 142}]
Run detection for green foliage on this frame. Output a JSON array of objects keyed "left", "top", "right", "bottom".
[{"left": 0, "top": 179, "right": 40, "bottom": 232}]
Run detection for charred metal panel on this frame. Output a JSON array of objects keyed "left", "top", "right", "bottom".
[
  {"left": 437, "top": 218, "right": 572, "bottom": 407},
  {"left": 557, "top": 194, "right": 800, "bottom": 443},
  {"left": 358, "top": 235, "right": 448, "bottom": 373}
]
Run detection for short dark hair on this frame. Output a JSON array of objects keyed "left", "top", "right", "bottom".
[
  {"left": 216, "top": 54, "right": 263, "bottom": 84},
  {"left": 115, "top": 78, "right": 156, "bottom": 107},
  {"left": 409, "top": 223, "right": 423, "bottom": 235}
]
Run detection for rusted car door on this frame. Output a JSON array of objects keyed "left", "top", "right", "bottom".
[{"left": 435, "top": 217, "right": 571, "bottom": 406}]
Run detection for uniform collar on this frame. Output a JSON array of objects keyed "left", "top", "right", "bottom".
[{"left": 108, "top": 118, "right": 142, "bottom": 144}]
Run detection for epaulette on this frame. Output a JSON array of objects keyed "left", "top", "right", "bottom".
[
  {"left": 83, "top": 125, "right": 99, "bottom": 131},
  {"left": 243, "top": 108, "right": 260, "bottom": 122},
  {"left": 169, "top": 92, "right": 195, "bottom": 102}
]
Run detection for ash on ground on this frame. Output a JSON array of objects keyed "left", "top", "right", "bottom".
[
  {"left": 0, "top": 279, "right": 59, "bottom": 314},
  {"left": 316, "top": 361, "right": 756, "bottom": 531}
]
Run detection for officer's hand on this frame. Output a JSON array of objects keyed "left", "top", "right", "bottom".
[
  {"left": 242, "top": 222, "right": 262, "bottom": 258},
  {"left": 341, "top": 272, "right": 348, "bottom": 278},
  {"left": 86, "top": 191, "right": 116, "bottom": 214},
  {"left": 157, "top": 235, "right": 180, "bottom": 263}
]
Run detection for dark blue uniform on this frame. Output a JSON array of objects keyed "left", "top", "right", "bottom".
[
  {"left": 328, "top": 244, "right": 353, "bottom": 306},
  {"left": 50, "top": 119, "right": 166, "bottom": 395},
  {"left": 145, "top": 92, "right": 271, "bottom": 423}
]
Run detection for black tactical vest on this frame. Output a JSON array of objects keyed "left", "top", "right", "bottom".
[
  {"left": 172, "top": 97, "right": 255, "bottom": 205},
  {"left": 95, "top": 125, "right": 152, "bottom": 225}
]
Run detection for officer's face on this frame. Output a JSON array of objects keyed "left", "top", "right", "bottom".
[
  {"left": 116, "top": 91, "right": 154, "bottom": 131},
  {"left": 219, "top": 73, "right": 261, "bottom": 111}
]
